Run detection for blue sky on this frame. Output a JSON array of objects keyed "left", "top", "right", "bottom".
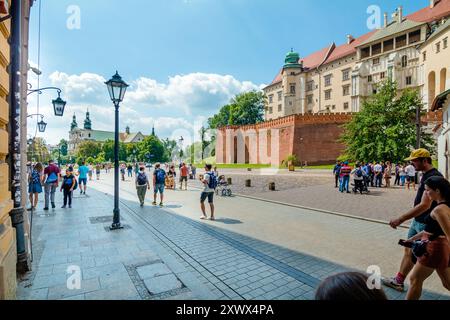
[{"left": 27, "top": 0, "right": 430, "bottom": 145}]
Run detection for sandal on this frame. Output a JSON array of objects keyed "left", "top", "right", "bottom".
[{"left": 200, "top": 215, "right": 207, "bottom": 220}]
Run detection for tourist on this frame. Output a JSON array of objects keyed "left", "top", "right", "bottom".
[
  {"left": 192, "top": 165, "right": 197, "bottom": 180},
  {"left": 127, "top": 163, "right": 133, "bottom": 177},
  {"left": 120, "top": 163, "right": 126, "bottom": 181},
  {"left": 77, "top": 161, "right": 89, "bottom": 195},
  {"left": 88, "top": 163, "right": 93, "bottom": 181},
  {"left": 60, "top": 166, "right": 76, "bottom": 209},
  {"left": 180, "top": 162, "right": 188, "bottom": 191},
  {"left": 383, "top": 149, "right": 443, "bottom": 292},
  {"left": 351, "top": 163, "right": 366, "bottom": 194},
  {"left": 153, "top": 163, "right": 166, "bottom": 207},
  {"left": 403, "top": 176, "right": 450, "bottom": 300},
  {"left": 167, "top": 165, "right": 177, "bottom": 189},
  {"left": 394, "top": 163, "right": 401, "bottom": 186},
  {"left": 399, "top": 164, "right": 407, "bottom": 186},
  {"left": 28, "top": 162, "right": 43, "bottom": 211},
  {"left": 333, "top": 161, "right": 341, "bottom": 188},
  {"left": 136, "top": 166, "right": 150, "bottom": 207},
  {"left": 95, "top": 163, "right": 101, "bottom": 180},
  {"left": 134, "top": 162, "right": 140, "bottom": 176},
  {"left": 43, "top": 159, "right": 61, "bottom": 210},
  {"left": 374, "top": 162, "right": 383, "bottom": 188},
  {"left": 338, "top": 161, "right": 351, "bottom": 193},
  {"left": 405, "top": 162, "right": 417, "bottom": 191},
  {"left": 315, "top": 272, "right": 387, "bottom": 300},
  {"left": 200, "top": 164, "right": 217, "bottom": 220},
  {"left": 384, "top": 161, "right": 392, "bottom": 188}
]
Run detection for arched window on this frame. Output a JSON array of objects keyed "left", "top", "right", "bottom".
[
  {"left": 440, "top": 68, "right": 447, "bottom": 93},
  {"left": 428, "top": 71, "right": 436, "bottom": 108}
]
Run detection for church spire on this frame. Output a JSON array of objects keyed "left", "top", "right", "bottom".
[
  {"left": 71, "top": 113, "right": 78, "bottom": 131},
  {"left": 84, "top": 109, "right": 92, "bottom": 130},
  {"left": 151, "top": 125, "right": 155, "bottom": 136}
]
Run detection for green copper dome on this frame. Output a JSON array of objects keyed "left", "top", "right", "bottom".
[
  {"left": 70, "top": 114, "right": 78, "bottom": 131},
  {"left": 84, "top": 110, "right": 92, "bottom": 130},
  {"left": 283, "top": 49, "right": 302, "bottom": 69}
]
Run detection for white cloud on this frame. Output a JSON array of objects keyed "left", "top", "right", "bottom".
[{"left": 32, "top": 71, "right": 264, "bottom": 145}]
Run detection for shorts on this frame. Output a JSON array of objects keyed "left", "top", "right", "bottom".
[
  {"left": 407, "top": 176, "right": 415, "bottom": 182},
  {"left": 79, "top": 178, "right": 87, "bottom": 186},
  {"left": 180, "top": 176, "right": 188, "bottom": 182},
  {"left": 154, "top": 183, "right": 165, "bottom": 194},
  {"left": 407, "top": 219, "right": 427, "bottom": 239},
  {"left": 200, "top": 192, "right": 214, "bottom": 204},
  {"left": 418, "top": 234, "right": 450, "bottom": 270}
]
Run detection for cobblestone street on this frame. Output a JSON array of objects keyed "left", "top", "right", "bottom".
[{"left": 16, "top": 170, "right": 450, "bottom": 300}]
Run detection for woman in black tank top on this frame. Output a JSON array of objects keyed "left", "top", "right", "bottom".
[{"left": 406, "top": 176, "right": 450, "bottom": 300}]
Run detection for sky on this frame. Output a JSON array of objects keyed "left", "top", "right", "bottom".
[{"left": 27, "top": 0, "right": 430, "bottom": 145}]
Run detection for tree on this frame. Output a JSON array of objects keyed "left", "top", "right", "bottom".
[
  {"left": 59, "top": 139, "right": 68, "bottom": 156},
  {"left": 101, "top": 139, "right": 127, "bottom": 162},
  {"left": 27, "top": 137, "right": 50, "bottom": 162},
  {"left": 137, "top": 135, "right": 166, "bottom": 163},
  {"left": 208, "top": 91, "right": 265, "bottom": 129},
  {"left": 76, "top": 141, "right": 101, "bottom": 160},
  {"left": 340, "top": 80, "right": 434, "bottom": 163},
  {"left": 161, "top": 138, "right": 178, "bottom": 161}
]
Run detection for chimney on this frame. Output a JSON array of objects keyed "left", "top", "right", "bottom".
[
  {"left": 347, "top": 34, "right": 354, "bottom": 44},
  {"left": 384, "top": 12, "right": 388, "bottom": 27},
  {"left": 397, "top": 6, "right": 403, "bottom": 23}
]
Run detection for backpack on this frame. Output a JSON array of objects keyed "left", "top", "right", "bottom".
[
  {"left": 155, "top": 169, "right": 166, "bottom": 184},
  {"left": 356, "top": 169, "right": 363, "bottom": 178},
  {"left": 46, "top": 171, "right": 58, "bottom": 184},
  {"left": 65, "top": 175, "right": 78, "bottom": 190},
  {"left": 137, "top": 172, "right": 148, "bottom": 185},
  {"left": 207, "top": 173, "right": 218, "bottom": 190}
]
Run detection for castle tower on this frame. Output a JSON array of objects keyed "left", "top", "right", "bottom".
[
  {"left": 84, "top": 109, "right": 92, "bottom": 130},
  {"left": 282, "top": 49, "right": 305, "bottom": 115}
]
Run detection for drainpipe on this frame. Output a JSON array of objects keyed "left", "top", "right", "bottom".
[{"left": 8, "top": 0, "right": 30, "bottom": 273}]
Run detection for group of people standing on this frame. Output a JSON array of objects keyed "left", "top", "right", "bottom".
[{"left": 333, "top": 160, "right": 419, "bottom": 193}]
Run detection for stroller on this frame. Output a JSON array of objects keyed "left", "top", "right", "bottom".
[
  {"left": 215, "top": 175, "right": 232, "bottom": 197},
  {"left": 352, "top": 177, "right": 370, "bottom": 194}
]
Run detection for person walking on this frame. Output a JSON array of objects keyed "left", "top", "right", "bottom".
[
  {"left": 127, "top": 163, "right": 133, "bottom": 177},
  {"left": 374, "top": 162, "right": 383, "bottom": 188},
  {"left": 95, "top": 163, "right": 101, "bottom": 180},
  {"left": 43, "top": 160, "right": 61, "bottom": 210},
  {"left": 394, "top": 163, "right": 401, "bottom": 186},
  {"left": 384, "top": 161, "right": 392, "bottom": 188},
  {"left": 88, "top": 163, "right": 93, "bottom": 181},
  {"left": 405, "top": 162, "right": 417, "bottom": 191},
  {"left": 399, "top": 164, "right": 407, "bottom": 187},
  {"left": 134, "top": 162, "right": 140, "bottom": 176},
  {"left": 60, "top": 166, "right": 76, "bottom": 209},
  {"left": 192, "top": 165, "right": 197, "bottom": 180},
  {"left": 333, "top": 161, "right": 341, "bottom": 188},
  {"left": 136, "top": 166, "right": 150, "bottom": 207},
  {"left": 383, "top": 149, "right": 443, "bottom": 292},
  {"left": 403, "top": 176, "right": 450, "bottom": 300},
  {"left": 77, "top": 161, "right": 89, "bottom": 195},
  {"left": 180, "top": 163, "right": 188, "bottom": 190},
  {"left": 339, "top": 161, "right": 351, "bottom": 193},
  {"left": 28, "top": 162, "right": 43, "bottom": 211},
  {"left": 200, "top": 164, "right": 217, "bottom": 220},
  {"left": 153, "top": 163, "right": 166, "bottom": 207},
  {"left": 120, "top": 163, "right": 126, "bottom": 181}
]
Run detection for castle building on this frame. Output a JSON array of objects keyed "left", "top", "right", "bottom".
[
  {"left": 264, "top": 0, "right": 450, "bottom": 120},
  {"left": 68, "top": 110, "right": 148, "bottom": 155}
]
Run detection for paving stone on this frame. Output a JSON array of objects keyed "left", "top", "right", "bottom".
[
  {"left": 143, "top": 274, "right": 183, "bottom": 295},
  {"left": 47, "top": 278, "right": 101, "bottom": 300}
]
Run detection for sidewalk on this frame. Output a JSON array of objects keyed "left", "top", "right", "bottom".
[{"left": 16, "top": 176, "right": 450, "bottom": 300}]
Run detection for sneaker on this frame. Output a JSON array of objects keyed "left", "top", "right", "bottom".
[
  {"left": 43, "top": 207, "right": 49, "bottom": 211},
  {"left": 152, "top": 201, "right": 157, "bottom": 206},
  {"left": 381, "top": 277, "right": 405, "bottom": 292},
  {"left": 51, "top": 203, "right": 56, "bottom": 209},
  {"left": 68, "top": 205, "right": 72, "bottom": 208},
  {"left": 61, "top": 205, "right": 66, "bottom": 208},
  {"left": 80, "top": 190, "right": 83, "bottom": 194},
  {"left": 159, "top": 202, "right": 163, "bottom": 207}
]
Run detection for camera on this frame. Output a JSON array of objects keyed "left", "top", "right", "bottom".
[{"left": 398, "top": 239, "right": 429, "bottom": 257}]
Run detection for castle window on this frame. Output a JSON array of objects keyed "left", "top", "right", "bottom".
[
  {"left": 368, "top": 75, "right": 373, "bottom": 83},
  {"left": 380, "top": 72, "right": 385, "bottom": 79},
  {"left": 88, "top": 133, "right": 91, "bottom": 138},
  {"left": 269, "top": 95, "right": 273, "bottom": 103},
  {"left": 324, "top": 74, "right": 332, "bottom": 87},
  {"left": 307, "top": 95, "right": 313, "bottom": 105},
  {"left": 406, "top": 76, "right": 412, "bottom": 86},
  {"left": 436, "top": 42, "right": 441, "bottom": 53},
  {"left": 290, "top": 84, "right": 296, "bottom": 94},
  {"left": 306, "top": 80, "right": 314, "bottom": 92},
  {"left": 269, "top": 107, "right": 273, "bottom": 114},
  {"left": 342, "top": 69, "right": 350, "bottom": 81},
  {"left": 401, "top": 55, "right": 408, "bottom": 68},
  {"left": 444, "top": 38, "right": 448, "bottom": 49},
  {"left": 278, "top": 91, "right": 282, "bottom": 101},
  {"left": 343, "top": 85, "right": 350, "bottom": 96},
  {"left": 344, "top": 102, "right": 349, "bottom": 110},
  {"left": 423, "top": 51, "right": 427, "bottom": 62},
  {"left": 373, "top": 58, "right": 380, "bottom": 66},
  {"left": 325, "top": 89, "right": 332, "bottom": 100},
  {"left": 278, "top": 104, "right": 282, "bottom": 112}
]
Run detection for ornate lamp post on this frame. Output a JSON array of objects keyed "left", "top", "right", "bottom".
[
  {"left": 105, "top": 71, "right": 129, "bottom": 230},
  {"left": 27, "top": 84, "right": 67, "bottom": 117}
]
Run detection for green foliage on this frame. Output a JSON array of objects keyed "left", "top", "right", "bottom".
[
  {"left": 86, "top": 156, "right": 95, "bottom": 164},
  {"left": 27, "top": 137, "right": 50, "bottom": 162},
  {"left": 208, "top": 91, "right": 265, "bottom": 129},
  {"left": 340, "top": 80, "right": 434, "bottom": 163},
  {"left": 137, "top": 135, "right": 166, "bottom": 163},
  {"left": 95, "top": 152, "right": 106, "bottom": 164},
  {"left": 76, "top": 141, "right": 101, "bottom": 160},
  {"left": 101, "top": 140, "right": 127, "bottom": 162},
  {"left": 59, "top": 139, "right": 68, "bottom": 156},
  {"left": 162, "top": 138, "right": 178, "bottom": 161}
]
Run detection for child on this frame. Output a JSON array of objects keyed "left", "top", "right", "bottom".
[{"left": 61, "top": 167, "right": 76, "bottom": 208}]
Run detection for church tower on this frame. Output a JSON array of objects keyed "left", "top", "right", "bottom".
[
  {"left": 70, "top": 113, "right": 78, "bottom": 131},
  {"left": 282, "top": 49, "right": 305, "bottom": 115},
  {"left": 84, "top": 109, "right": 92, "bottom": 130}
]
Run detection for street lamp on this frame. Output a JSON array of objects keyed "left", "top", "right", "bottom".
[
  {"left": 179, "top": 136, "right": 184, "bottom": 162},
  {"left": 27, "top": 84, "right": 67, "bottom": 117},
  {"left": 37, "top": 116, "right": 47, "bottom": 133},
  {"left": 105, "top": 71, "right": 129, "bottom": 230}
]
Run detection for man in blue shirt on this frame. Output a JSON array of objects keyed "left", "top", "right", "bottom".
[
  {"left": 333, "top": 161, "right": 341, "bottom": 188},
  {"left": 77, "top": 161, "right": 89, "bottom": 195}
]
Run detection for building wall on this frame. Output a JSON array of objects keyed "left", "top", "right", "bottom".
[
  {"left": 0, "top": 5, "right": 16, "bottom": 299},
  {"left": 421, "top": 26, "right": 450, "bottom": 109}
]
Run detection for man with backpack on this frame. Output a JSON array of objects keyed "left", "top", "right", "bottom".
[
  {"left": 136, "top": 166, "right": 150, "bottom": 207},
  {"left": 153, "top": 163, "right": 166, "bottom": 207},
  {"left": 43, "top": 160, "right": 61, "bottom": 210},
  {"left": 60, "top": 166, "right": 77, "bottom": 209},
  {"left": 77, "top": 161, "right": 89, "bottom": 195},
  {"left": 200, "top": 164, "right": 217, "bottom": 221}
]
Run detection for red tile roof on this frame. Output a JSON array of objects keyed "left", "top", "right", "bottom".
[
  {"left": 406, "top": 0, "right": 450, "bottom": 23},
  {"left": 324, "top": 30, "right": 377, "bottom": 64}
]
